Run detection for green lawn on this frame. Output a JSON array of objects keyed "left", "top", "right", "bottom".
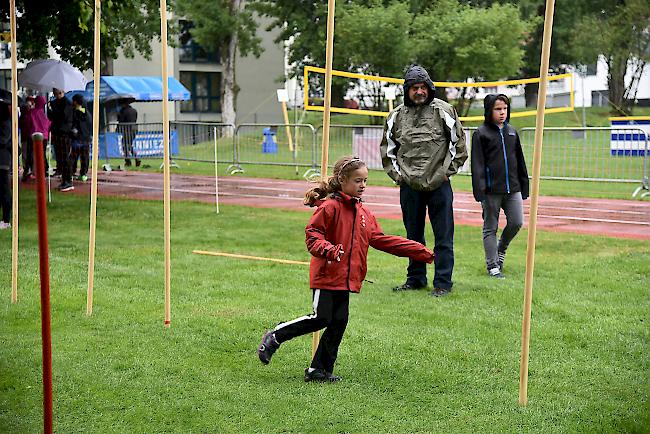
[{"left": 1, "top": 191, "right": 648, "bottom": 432}]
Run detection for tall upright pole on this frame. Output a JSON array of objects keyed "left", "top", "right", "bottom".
[
  {"left": 87, "top": 0, "right": 102, "bottom": 316},
  {"left": 10, "top": 0, "right": 18, "bottom": 304},
  {"left": 160, "top": 0, "right": 172, "bottom": 328},
  {"left": 519, "top": 0, "right": 556, "bottom": 406},
  {"left": 312, "top": 0, "right": 336, "bottom": 359},
  {"left": 33, "top": 133, "right": 53, "bottom": 434}
]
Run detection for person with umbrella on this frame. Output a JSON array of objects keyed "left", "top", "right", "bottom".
[
  {"left": 47, "top": 88, "right": 74, "bottom": 192},
  {"left": 117, "top": 99, "right": 140, "bottom": 168}
]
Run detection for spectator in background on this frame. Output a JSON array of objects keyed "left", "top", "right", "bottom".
[
  {"left": 117, "top": 100, "right": 140, "bottom": 167},
  {"left": 70, "top": 94, "right": 92, "bottom": 182},
  {"left": 47, "top": 88, "right": 74, "bottom": 192},
  {"left": 19, "top": 96, "right": 34, "bottom": 181},
  {"left": 23, "top": 95, "right": 50, "bottom": 180},
  {"left": 0, "top": 94, "right": 12, "bottom": 229}
]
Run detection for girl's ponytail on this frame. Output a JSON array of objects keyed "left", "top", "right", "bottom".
[{"left": 303, "top": 155, "right": 366, "bottom": 207}]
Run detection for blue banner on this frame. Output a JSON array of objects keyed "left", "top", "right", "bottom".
[{"left": 98, "top": 131, "right": 179, "bottom": 159}]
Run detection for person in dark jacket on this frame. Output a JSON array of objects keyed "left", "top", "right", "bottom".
[
  {"left": 0, "top": 100, "right": 12, "bottom": 229},
  {"left": 70, "top": 94, "right": 92, "bottom": 181},
  {"left": 117, "top": 100, "right": 140, "bottom": 167},
  {"left": 47, "top": 88, "right": 74, "bottom": 192},
  {"left": 379, "top": 65, "right": 468, "bottom": 297},
  {"left": 19, "top": 96, "right": 34, "bottom": 181},
  {"left": 471, "top": 94, "right": 529, "bottom": 278},
  {"left": 257, "top": 156, "right": 434, "bottom": 382}
]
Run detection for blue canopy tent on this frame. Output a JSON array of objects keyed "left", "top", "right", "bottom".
[{"left": 64, "top": 76, "right": 191, "bottom": 166}]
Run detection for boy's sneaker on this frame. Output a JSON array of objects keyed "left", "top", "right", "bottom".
[
  {"left": 497, "top": 251, "right": 506, "bottom": 271},
  {"left": 304, "top": 368, "right": 341, "bottom": 383},
  {"left": 58, "top": 183, "right": 74, "bottom": 192},
  {"left": 77, "top": 175, "right": 88, "bottom": 182},
  {"left": 488, "top": 267, "right": 505, "bottom": 279},
  {"left": 257, "top": 331, "right": 280, "bottom": 365},
  {"left": 0, "top": 221, "right": 10, "bottom": 230}
]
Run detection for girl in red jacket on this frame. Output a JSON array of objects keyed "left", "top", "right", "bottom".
[{"left": 257, "top": 155, "right": 434, "bottom": 382}]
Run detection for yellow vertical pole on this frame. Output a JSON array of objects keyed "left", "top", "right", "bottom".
[
  {"left": 311, "top": 0, "right": 336, "bottom": 359},
  {"left": 87, "top": 0, "right": 101, "bottom": 316},
  {"left": 10, "top": 0, "right": 18, "bottom": 304},
  {"left": 160, "top": 0, "right": 172, "bottom": 328},
  {"left": 519, "top": 0, "right": 556, "bottom": 406},
  {"left": 388, "top": 99, "right": 394, "bottom": 112},
  {"left": 281, "top": 101, "right": 294, "bottom": 151}
]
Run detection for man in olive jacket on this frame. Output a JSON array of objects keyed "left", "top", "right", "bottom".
[{"left": 380, "top": 65, "right": 468, "bottom": 297}]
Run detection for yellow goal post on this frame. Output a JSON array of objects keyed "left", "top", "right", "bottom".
[{"left": 303, "top": 66, "right": 574, "bottom": 121}]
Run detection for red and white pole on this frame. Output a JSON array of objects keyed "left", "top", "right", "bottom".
[{"left": 32, "top": 132, "right": 53, "bottom": 433}]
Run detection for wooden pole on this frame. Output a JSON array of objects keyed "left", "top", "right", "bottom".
[
  {"left": 10, "top": 0, "right": 18, "bottom": 304},
  {"left": 87, "top": 0, "right": 101, "bottom": 316},
  {"left": 312, "top": 0, "right": 336, "bottom": 359},
  {"left": 193, "top": 250, "right": 309, "bottom": 266},
  {"left": 519, "top": 0, "right": 556, "bottom": 406},
  {"left": 281, "top": 101, "right": 294, "bottom": 151},
  {"left": 160, "top": 0, "right": 172, "bottom": 328},
  {"left": 213, "top": 127, "right": 220, "bottom": 214},
  {"left": 33, "top": 134, "right": 53, "bottom": 434}
]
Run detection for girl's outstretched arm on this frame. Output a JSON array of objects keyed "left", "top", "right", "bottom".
[{"left": 368, "top": 215, "right": 434, "bottom": 263}]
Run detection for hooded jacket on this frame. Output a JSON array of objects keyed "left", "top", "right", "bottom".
[
  {"left": 25, "top": 96, "right": 51, "bottom": 140},
  {"left": 306, "top": 191, "right": 434, "bottom": 293},
  {"left": 47, "top": 96, "right": 73, "bottom": 136},
  {"left": 72, "top": 104, "right": 92, "bottom": 143},
  {"left": 470, "top": 94, "right": 529, "bottom": 202},
  {"left": 380, "top": 65, "right": 468, "bottom": 191}
]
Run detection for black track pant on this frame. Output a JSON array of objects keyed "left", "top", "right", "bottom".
[
  {"left": 0, "top": 169, "right": 11, "bottom": 223},
  {"left": 273, "top": 289, "right": 349, "bottom": 373}
]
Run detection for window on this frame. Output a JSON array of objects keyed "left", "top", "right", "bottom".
[
  {"left": 0, "top": 69, "right": 12, "bottom": 91},
  {"left": 179, "top": 71, "right": 221, "bottom": 113},
  {"left": 178, "top": 20, "right": 220, "bottom": 63}
]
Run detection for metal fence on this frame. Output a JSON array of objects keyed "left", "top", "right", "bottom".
[{"left": 98, "top": 121, "right": 649, "bottom": 195}]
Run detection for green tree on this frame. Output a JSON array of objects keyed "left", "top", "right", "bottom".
[
  {"left": 175, "top": 0, "right": 262, "bottom": 126},
  {"left": 411, "top": 0, "right": 529, "bottom": 114},
  {"left": 0, "top": 0, "right": 165, "bottom": 74},
  {"left": 571, "top": 0, "right": 650, "bottom": 115}
]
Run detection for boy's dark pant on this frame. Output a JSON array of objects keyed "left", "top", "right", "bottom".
[
  {"left": 52, "top": 134, "right": 73, "bottom": 184},
  {"left": 71, "top": 141, "right": 90, "bottom": 177},
  {"left": 273, "top": 289, "right": 349, "bottom": 373},
  {"left": 400, "top": 181, "right": 455, "bottom": 289},
  {"left": 0, "top": 168, "right": 10, "bottom": 223}
]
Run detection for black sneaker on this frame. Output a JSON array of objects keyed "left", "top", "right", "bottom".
[
  {"left": 430, "top": 287, "right": 452, "bottom": 297},
  {"left": 257, "top": 331, "right": 280, "bottom": 365},
  {"left": 58, "top": 183, "right": 74, "bottom": 192},
  {"left": 124, "top": 159, "right": 132, "bottom": 167},
  {"left": 304, "top": 368, "right": 341, "bottom": 383},
  {"left": 392, "top": 282, "right": 425, "bottom": 292},
  {"left": 488, "top": 267, "right": 505, "bottom": 279}
]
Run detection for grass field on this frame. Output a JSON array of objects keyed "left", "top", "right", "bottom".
[{"left": 1, "top": 191, "right": 648, "bottom": 432}]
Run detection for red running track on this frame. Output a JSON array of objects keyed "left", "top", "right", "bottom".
[{"left": 32, "top": 171, "right": 650, "bottom": 240}]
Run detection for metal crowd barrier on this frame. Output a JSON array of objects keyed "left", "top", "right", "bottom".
[
  {"left": 233, "top": 123, "right": 317, "bottom": 176},
  {"left": 518, "top": 127, "right": 648, "bottom": 186},
  {"left": 171, "top": 121, "right": 236, "bottom": 168}
]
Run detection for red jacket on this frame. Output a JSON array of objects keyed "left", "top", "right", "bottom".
[{"left": 305, "top": 192, "right": 434, "bottom": 293}]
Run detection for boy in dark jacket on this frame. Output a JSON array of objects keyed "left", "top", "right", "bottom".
[
  {"left": 471, "top": 94, "right": 529, "bottom": 278},
  {"left": 70, "top": 94, "right": 92, "bottom": 181},
  {"left": 47, "top": 88, "right": 74, "bottom": 191}
]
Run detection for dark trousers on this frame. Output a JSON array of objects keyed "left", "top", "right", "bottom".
[
  {"left": 273, "top": 289, "right": 349, "bottom": 373},
  {"left": 400, "top": 181, "right": 455, "bottom": 289},
  {"left": 0, "top": 168, "right": 10, "bottom": 223},
  {"left": 22, "top": 138, "right": 49, "bottom": 177},
  {"left": 71, "top": 141, "right": 90, "bottom": 177},
  {"left": 52, "top": 134, "right": 72, "bottom": 184}
]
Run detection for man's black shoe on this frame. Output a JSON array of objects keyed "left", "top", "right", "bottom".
[
  {"left": 257, "top": 331, "right": 280, "bottom": 365},
  {"left": 430, "top": 287, "right": 452, "bottom": 297},
  {"left": 124, "top": 159, "right": 132, "bottom": 167},
  {"left": 304, "top": 368, "right": 341, "bottom": 383},
  {"left": 392, "top": 282, "right": 425, "bottom": 292}
]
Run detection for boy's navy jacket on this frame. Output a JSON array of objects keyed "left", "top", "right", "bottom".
[
  {"left": 72, "top": 106, "right": 92, "bottom": 143},
  {"left": 470, "top": 94, "right": 529, "bottom": 202},
  {"left": 306, "top": 191, "right": 433, "bottom": 293}
]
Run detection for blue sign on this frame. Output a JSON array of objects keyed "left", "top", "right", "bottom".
[{"left": 97, "top": 131, "right": 179, "bottom": 159}]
